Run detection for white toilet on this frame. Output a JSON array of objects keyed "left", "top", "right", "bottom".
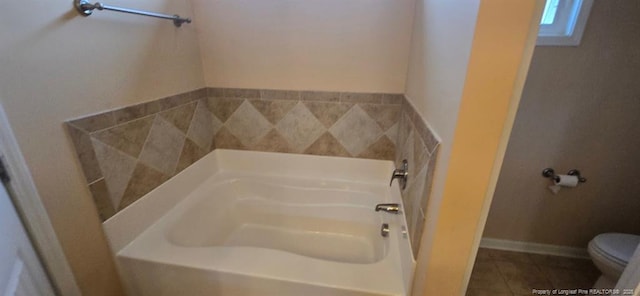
[{"left": 588, "top": 233, "right": 640, "bottom": 288}]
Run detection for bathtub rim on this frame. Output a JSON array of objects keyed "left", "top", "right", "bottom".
[
  {"left": 102, "top": 149, "right": 417, "bottom": 294},
  {"left": 104, "top": 149, "right": 403, "bottom": 253}
]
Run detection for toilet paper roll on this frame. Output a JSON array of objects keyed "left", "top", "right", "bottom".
[{"left": 554, "top": 175, "right": 579, "bottom": 187}]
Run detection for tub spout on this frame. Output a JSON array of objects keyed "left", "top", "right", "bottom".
[{"left": 375, "top": 203, "right": 400, "bottom": 214}]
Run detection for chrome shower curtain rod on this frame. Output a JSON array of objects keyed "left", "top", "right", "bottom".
[{"left": 74, "top": 0, "right": 192, "bottom": 27}]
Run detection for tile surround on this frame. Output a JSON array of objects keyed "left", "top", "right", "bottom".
[
  {"left": 67, "top": 89, "right": 212, "bottom": 221},
  {"left": 395, "top": 96, "right": 439, "bottom": 258},
  {"left": 66, "top": 86, "right": 440, "bottom": 257}
]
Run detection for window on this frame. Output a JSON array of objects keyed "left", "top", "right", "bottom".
[{"left": 537, "top": 0, "right": 593, "bottom": 46}]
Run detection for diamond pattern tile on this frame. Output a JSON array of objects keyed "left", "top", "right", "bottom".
[
  {"left": 358, "top": 136, "right": 395, "bottom": 160},
  {"left": 159, "top": 102, "right": 197, "bottom": 133},
  {"left": 91, "top": 116, "right": 154, "bottom": 158},
  {"left": 414, "top": 131, "right": 429, "bottom": 171},
  {"left": 225, "top": 101, "right": 272, "bottom": 147},
  {"left": 206, "top": 97, "right": 244, "bottom": 122},
  {"left": 66, "top": 124, "right": 102, "bottom": 183},
  {"left": 89, "top": 179, "right": 116, "bottom": 221},
  {"left": 276, "top": 102, "right": 326, "bottom": 152},
  {"left": 329, "top": 105, "right": 383, "bottom": 156},
  {"left": 385, "top": 122, "right": 399, "bottom": 145},
  {"left": 360, "top": 103, "right": 401, "bottom": 131},
  {"left": 119, "top": 163, "right": 169, "bottom": 210},
  {"left": 214, "top": 127, "right": 246, "bottom": 150},
  {"left": 304, "top": 101, "right": 353, "bottom": 128},
  {"left": 254, "top": 129, "right": 292, "bottom": 153},
  {"left": 91, "top": 138, "right": 137, "bottom": 209},
  {"left": 68, "top": 88, "right": 438, "bottom": 221},
  {"left": 303, "top": 132, "right": 350, "bottom": 157},
  {"left": 176, "top": 139, "right": 208, "bottom": 173},
  {"left": 187, "top": 101, "right": 216, "bottom": 150},
  {"left": 396, "top": 113, "right": 411, "bottom": 158},
  {"left": 138, "top": 116, "right": 186, "bottom": 176},
  {"left": 211, "top": 114, "right": 223, "bottom": 142},
  {"left": 249, "top": 99, "right": 297, "bottom": 124}
]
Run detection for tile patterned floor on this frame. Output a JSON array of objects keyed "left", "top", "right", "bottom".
[{"left": 466, "top": 248, "right": 600, "bottom": 296}]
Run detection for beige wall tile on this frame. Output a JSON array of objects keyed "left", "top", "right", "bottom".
[
  {"left": 360, "top": 103, "right": 401, "bottom": 131},
  {"left": 207, "top": 88, "right": 225, "bottom": 97},
  {"left": 91, "top": 116, "right": 154, "bottom": 158},
  {"left": 395, "top": 113, "right": 412, "bottom": 163},
  {"left": 421, "top": 154, "right": 438, "bottom": 213},
  {"left": 225, "top": 101, "right": 272, "bottom": 147},
  {"left": 68, "top": 112, "right": 116, "bottom": 133},
  {"left": 214, "top": 127, "right": 246, "bottom": 150},
  {"left": 249, "top": 99, "right": 297, "bottom": 125},
  {"left": 159, "top": 102, "right": 197, "bottom": 134},
  {"left": 68, "top": 88, "right": 417, "bottom": 240},
  {"left": 413, "top": 132, "right": 429, "bottom": 171},
  {"left": 253, "top": 129, "right": 292, "bottom": 153},
  {"left": 138, "top": 117, "right": 186, "bottom": 176},
  {"left": 303, "top": 132, "right": 351, "bottom": 157},
  {"left": 385, "top": 122, "right": 399, "bottom": 145},
  {"left": 260, "top": 90, "right": 300, "bottom": 101},
  {"left": 329, "top": 105, "right": 383, "bottom": 156},
  {"left": 206, "top": 97, "right": 244, "bottom": 122},
  {"left": 186, "top": 101, "right": 216, "bottom": 150},
  {"left": 223, "top": 88, "right": 261, "bottom": 99},
  {"left": 382, "top": 94, "right": 404, "bottom": 105},
  {"left": 88, "top": 179, "right": 115, "bottom": 221},
  {"left": 300, "top": 91, "right": 340, "bottom": 102},
  {"left": 358, "top": 136, "right": 395, "bottom": 160},
  {"left": 276, "top": 102, "right": 326, "bottom": 152},
  {"left": 303, "top": 101, "right": 353, "bottom": 128},
  {"left": 113, "top": 102, "right": 161, "bottom": 124},
  {"left": 176, "top": 139, "right": 208, "bottom": 173},
  {"left": 392, "top": 99, "right": 440, "bottom": 256},
  {"left": 119, "top": 163, "right": 170, "bottom": 210},
  {"left": 340, "top": 93, "right": 383, "bottom": 104},
  {"left": 91, "top": 138, "right": 137, "bottom": 210},
  {"left": 66, "top": 124, "right": 103, "bottom": 183}
]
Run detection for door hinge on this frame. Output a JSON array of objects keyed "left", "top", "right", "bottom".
[{"left": 0, "top": 159, "right": 10, "bottom": 183}]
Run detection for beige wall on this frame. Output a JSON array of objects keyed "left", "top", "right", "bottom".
[
  {"left": 404, "top": 0, "right": 480, "bottom": 292},
  {"left": 484, "top": 0, "right": 640, "bottom": 248},
  {"left": 405, "top": 0, "right": 541, "bottom": 295},
  {"left": 0, "top": 0, "right": 204, "bottom": 294},
  {"left": 191, "top": 0, "right": 415, "bottom": 93}
]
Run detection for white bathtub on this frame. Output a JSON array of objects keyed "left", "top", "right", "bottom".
[{"left": 104, "top": 150, "right": 415, "bottom": 296}]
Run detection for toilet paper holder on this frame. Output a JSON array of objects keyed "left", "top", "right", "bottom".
[{"left": 542, "top": 168, "right": 587, "bottom": 183}]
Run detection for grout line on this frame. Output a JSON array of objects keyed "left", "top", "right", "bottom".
[{"left": 87, "top": 177, "right": 105, "bottom": 187}]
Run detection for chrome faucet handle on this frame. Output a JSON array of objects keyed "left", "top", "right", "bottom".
[
  {"left": 389, "top": 159, "right": 409, "bottom": 190},
  {"left": 375, "top": 203, "right": 400, "bottom": 214}
]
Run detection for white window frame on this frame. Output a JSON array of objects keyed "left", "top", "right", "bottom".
[{"left": 537, "top": 0, "right": 594, "bottom": 46}]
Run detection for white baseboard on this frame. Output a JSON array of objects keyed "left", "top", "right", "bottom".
[{"left": 480, "top": 238, "right": 590, "bottom": 259}]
